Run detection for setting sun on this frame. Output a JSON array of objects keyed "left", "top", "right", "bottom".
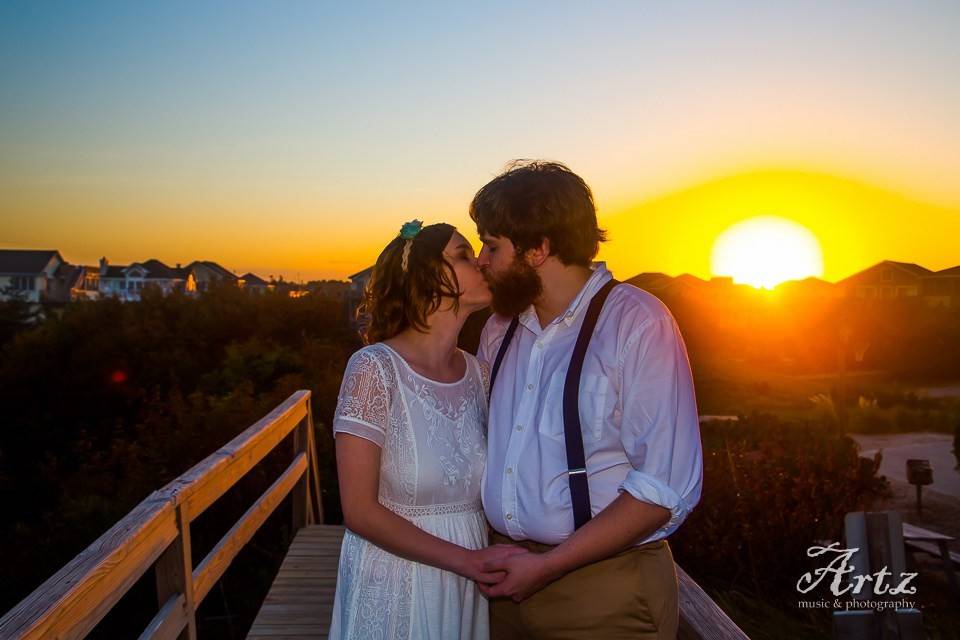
[{"left": 710, "top": 215, "right": 824, "bottom": 290}]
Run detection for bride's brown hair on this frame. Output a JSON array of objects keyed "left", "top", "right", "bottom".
[{"left": 358, "top": 223, "right": 462, "bottom": 344}]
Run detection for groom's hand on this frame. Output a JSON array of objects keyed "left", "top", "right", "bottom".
[
  {"left": 462, "top": 544, "right": 528, "bottom": 585},
  {"left": 478, "top": 551, "right": 562, "bottom": 602}
]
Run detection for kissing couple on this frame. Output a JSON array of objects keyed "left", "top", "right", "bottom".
[{"left": 328, "top": 160, "right": 703, "bottom": 639}]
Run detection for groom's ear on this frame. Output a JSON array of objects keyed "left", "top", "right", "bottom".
[{"left": 523, "top": 237, "right": 552, "bottom": 268}]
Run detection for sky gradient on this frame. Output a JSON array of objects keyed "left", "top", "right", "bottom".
[{"left": 2, "top": 1, "right": 959, "bottom": 282}]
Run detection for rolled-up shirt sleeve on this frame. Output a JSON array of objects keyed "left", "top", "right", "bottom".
[{"left": 617, "top": 308, "right": 704, "bottom": 544}]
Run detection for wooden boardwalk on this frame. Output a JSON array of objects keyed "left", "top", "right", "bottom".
[
  {"left": 247, "top": 525, "right": 344, "bottom": 640},
  {"left": 246, "top": 524, "right": 752, "bottom": 640}
]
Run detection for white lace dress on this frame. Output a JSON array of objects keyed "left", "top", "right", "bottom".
[{"left": 328, "top": 342, "right": 490, "bottom": 640}]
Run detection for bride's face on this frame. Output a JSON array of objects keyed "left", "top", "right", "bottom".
[{"left": 442, "top": 231, "right": 491, "bottom": 311}]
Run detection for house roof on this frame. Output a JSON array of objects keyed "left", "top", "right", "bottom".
[
  {"left": 624, "top": 272, "right": 672, "bottom": 290},
  {"left": 55, "top": 264, "right": 85, "bottom": 288},
  {"left": 240, "top": 272, "right": 269, "bottom": 286},
  {"left": 931, "top": 265, "right": 960, "bottom": 277},
  {"left": 102, "top": 266, "right": 128, "bottom": 278},
  {"left": 348, "top": 266, "right": 374, "bottom": 280},
  {"left": 101, "top": 259, "right": 188, "bottom": 280},
  {"left": 884, "top": 260, "right": 935, "bottom": 277},
  {"left": 188, "top": 260, "right": 238, "bottom": 281},
  {"left": 837, "top": 260, "right": 934, "bottom": 284},
  {"left": 664, "top": 273, "right": 708, "bottom": 290},
  {"left": 673, "top": 273, "right": 708, "bottom": 283},
  {"left": 0, "top": 249, "right": 63, "bottom": 275},
  {"left": 141, "top": 259, "right": 190, "bottom": 279},
  {"left": 627, "top": 272, "right": 670, "bottom": 281}
]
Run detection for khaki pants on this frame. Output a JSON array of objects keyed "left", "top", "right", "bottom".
[{"left": 488, "top": 530, "right": 679, "bottom": 640}]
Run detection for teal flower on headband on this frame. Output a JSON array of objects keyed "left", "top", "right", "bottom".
[{"left": 399, "top": 219, "right": 423, "bottom": 240}]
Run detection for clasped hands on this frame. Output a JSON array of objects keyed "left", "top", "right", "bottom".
[{"left": 460, "top": 543, "right": 563, "bottom": 602}]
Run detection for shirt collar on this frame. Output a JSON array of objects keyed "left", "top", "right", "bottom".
[{"left": 517, "top": 261, "right": 613, "bottom": 332}]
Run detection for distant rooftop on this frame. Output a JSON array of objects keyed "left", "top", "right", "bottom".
[
  {"left": 240, "top": 272, "right": 269, "bottom": 286},
  {"left": 0, "top": 249, "right": 62, "bottom": 275}
]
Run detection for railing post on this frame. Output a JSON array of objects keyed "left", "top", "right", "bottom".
[
  {"left": 292, "top": 407, "right": 312, "bottom": 530},
  {"left": 154, "top": 504, "right": 198, "bottom": 640},
  {"left": 307, "top": 399, "right": 324, "bottom": 525}
]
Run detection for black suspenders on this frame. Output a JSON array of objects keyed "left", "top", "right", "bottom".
[
  {"left": 489, "top": 316, "right": 519, "bottom": 403},
  {"left": 488, "top": 278, "right": 621, "bottom": 530}
]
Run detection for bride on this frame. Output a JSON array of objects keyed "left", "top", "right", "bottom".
[{"left": 328, "top": 220, "right": 524, "bottom": 639}]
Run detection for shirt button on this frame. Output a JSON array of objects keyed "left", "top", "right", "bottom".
[
  {"left": 506, "top": 513, "right": 513, "bottom": 520},
  {"left": 516, "top": 425, "right": 523, "bottom": 432},
  {"left": 535, "top": 341, "right": 543, "bottom": 349},
  {"left": 506, "top": 467, "right": 513, "bottom": 474},
  {"left": 527, "top": 384, "right": 533, "bottom": 391}
]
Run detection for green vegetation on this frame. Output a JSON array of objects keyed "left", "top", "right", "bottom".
[
  {"left": 673, "top": 413, "right": 889, "bottom": 638},
  {"left": 0, "top": 283, "right": 358, "bottom": 637},
  {"left": 1, "top": 286, "right": 956, "bottom": 637}
]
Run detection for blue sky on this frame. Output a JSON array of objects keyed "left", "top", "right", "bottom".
[{"left": 2, "top": 1, "right": 958, "bottom": 279}]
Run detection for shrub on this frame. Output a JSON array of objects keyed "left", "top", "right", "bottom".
[{"left": 672, "top": 411, "right": 888, "bottom": 603}]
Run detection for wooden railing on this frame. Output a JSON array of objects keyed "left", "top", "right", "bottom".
[
  {"left": 0, "top": 390, "right": 321, "bottom": 640},
  {"left": 678, "top": 567, "right": 749, "bottom": 639},
  {"left": 0, "top": 389, "right": 748, "bottom": 639}
]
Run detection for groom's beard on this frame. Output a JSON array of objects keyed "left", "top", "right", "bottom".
[{"left": 484, "top": 257, "right": 543, "bottom": 318}]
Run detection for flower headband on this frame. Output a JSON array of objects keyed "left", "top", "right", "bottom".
[{"left": 399, "top": 219, "right": 423, "bottom": 272}]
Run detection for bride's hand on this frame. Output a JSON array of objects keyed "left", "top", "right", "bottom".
[{"left": 458, "top": 544, "right": 529, "bottom": 584}]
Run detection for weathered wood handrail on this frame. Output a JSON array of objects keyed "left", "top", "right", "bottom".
[
  {"left": 0, "top": 390, "right": 322, "bottom": 640},
  {"left": 677, "top": 566, "right": 750, "bottom": 639}
]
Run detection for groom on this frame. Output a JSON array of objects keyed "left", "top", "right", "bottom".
[{"left": 471, "top": 161, "right": 703, "bottom": 639}]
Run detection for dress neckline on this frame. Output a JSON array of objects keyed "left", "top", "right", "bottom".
[{"left": 378, "top": 343, "right": 470, "bottom": 387}]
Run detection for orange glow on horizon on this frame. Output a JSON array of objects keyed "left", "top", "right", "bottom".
[
  {"left": 4, "top": 168, "right": 958, "bottom": 283},
  {"left": 597, "top": 168, "right": 960, "bottom": 285}
]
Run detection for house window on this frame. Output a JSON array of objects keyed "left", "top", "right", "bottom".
[{"left": 11, "top": 276, "right": 36, "bottom": 290}]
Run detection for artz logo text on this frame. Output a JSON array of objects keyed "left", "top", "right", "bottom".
[{"left": 796, "top": 543, "right": 918, "bottom": 596}]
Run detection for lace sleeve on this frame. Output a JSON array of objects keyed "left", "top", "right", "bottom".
[{"left": 332, "top": 348, "right": 390, "bottom": 448}]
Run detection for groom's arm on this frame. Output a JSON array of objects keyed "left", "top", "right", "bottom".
[
  {"left": 480, "top": 493, "right": 673, "bottom": 600},
  {"left": 480, "top": 308, "right": 704, "bottom": 601}
]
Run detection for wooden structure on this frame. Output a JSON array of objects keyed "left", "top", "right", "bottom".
[
  {"left": 246, "top": 525, "right": 344, "bottom": 639},
  {"left": 0, "top": 390, "right": 748, "bottom": 640},
  {"left": 0, "top": 391, "right": 321, "bottom": 640},
  {"left": 902, "top": 521, "right": 960, "bottom": 601},
  {"left": 833, "top": 511, "right": 924, "bottom": 640}
]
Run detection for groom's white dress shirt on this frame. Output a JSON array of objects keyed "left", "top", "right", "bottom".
[{"left": 477, "top": 262, "right": 703, "bottom": 546}]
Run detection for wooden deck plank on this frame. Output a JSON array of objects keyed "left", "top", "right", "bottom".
[{"left": 246, "top": 525, "right": 344, "bottom": 640}]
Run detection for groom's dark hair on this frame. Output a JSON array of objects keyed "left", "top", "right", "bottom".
[{"left": 469, "top": 160, "right": 607, "bottom": 266}]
